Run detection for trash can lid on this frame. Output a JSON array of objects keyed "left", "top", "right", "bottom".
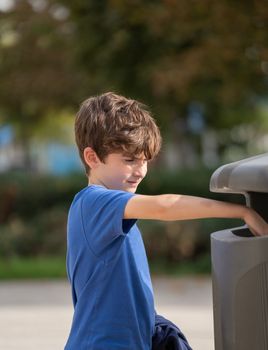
[{"left": 210, "top": 153, "right": 268, "bottom": 194}]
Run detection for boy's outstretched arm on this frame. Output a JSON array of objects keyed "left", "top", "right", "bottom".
[{"left": 124, "top": 194, "right": 268, "bottom": 236}]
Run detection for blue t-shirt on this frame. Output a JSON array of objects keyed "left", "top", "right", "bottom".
[{"left": 65, "top": 185, "right": 155, "bottom": 350}]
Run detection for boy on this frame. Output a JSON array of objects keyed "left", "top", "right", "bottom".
[{"left": 65, "top": 92, "right": 268, "bottom": 350}]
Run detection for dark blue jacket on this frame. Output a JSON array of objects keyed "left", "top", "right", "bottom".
[{"left": 152, "top": 313, "right": 193, "bottom": 350}]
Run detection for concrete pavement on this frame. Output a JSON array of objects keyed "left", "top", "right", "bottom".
[{"left": 0, "top": 276, "right": 214, "bottom": 350}]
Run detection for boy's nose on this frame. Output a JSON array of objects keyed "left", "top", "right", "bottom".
[{"left": 133, "top": 165, "right": 147, "bottom": 178}]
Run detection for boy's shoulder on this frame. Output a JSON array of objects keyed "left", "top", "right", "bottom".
[
  {"left": 72, "top": 185, "right": 105, "bottom": 206},
  {"left": 70, "top": 184, "right": 137, "bottom": 236},
  {"left": 73, "top": 184, "right": 135, "bottom": 209},
  {"left": 75, "top": 184, "right": 127, "bottom": 199}
]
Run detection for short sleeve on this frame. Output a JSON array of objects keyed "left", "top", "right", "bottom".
[{"left": 80, "top": 186, "right": 137, "bottom": 256}]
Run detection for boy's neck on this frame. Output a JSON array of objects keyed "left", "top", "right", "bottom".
[{"left": 88, "top": 176, "right": 107, "bottom": 188}]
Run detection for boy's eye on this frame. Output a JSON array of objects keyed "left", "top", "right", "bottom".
[{"left": 124, "top": 159, "right": 134, "bottom": 162}]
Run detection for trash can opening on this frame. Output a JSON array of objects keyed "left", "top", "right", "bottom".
[{"left": 232, "top": 227, "right": 255, "bottom": 238}]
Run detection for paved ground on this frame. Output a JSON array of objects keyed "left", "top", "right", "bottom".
[{"left": 0, "top": 276, "right": 214, "bottom": 350}]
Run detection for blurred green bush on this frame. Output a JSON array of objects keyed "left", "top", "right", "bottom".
[{"left": 0, "top": 168, "right": 245, "bottom": 264}]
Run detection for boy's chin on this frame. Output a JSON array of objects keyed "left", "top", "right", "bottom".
[
  {"left": 124, "top": 184, "right": 138, "bottom": 193},
  {"left": 126, "top": 187, "right": 137, "bottom": 193}
]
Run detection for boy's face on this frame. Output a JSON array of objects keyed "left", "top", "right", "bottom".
[{"left": 89, "top": 151, "right": 148, "bottom": 193}]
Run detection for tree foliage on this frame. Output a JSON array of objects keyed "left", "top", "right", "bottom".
[
  {"left": 58, "top": 0, "right": 268, "bottom": 128},
  {"left": 0, "top": 0, "right": 80, "bottom": 139},
  {"left": 0, "top": 0, "right": 268, "bottom": 139}
]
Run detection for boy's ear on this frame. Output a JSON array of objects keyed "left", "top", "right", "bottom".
[{"left": 83, "top": 147, "right": 101, "bottom": 169}]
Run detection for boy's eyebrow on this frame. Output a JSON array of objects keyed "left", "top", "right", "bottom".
[{"left": 123, "top": 154, "right": 147, "bottom": 160}]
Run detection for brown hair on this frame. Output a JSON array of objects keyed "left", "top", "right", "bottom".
[{"left": 75, "top": 92, "right": 162, "bottom": 175}]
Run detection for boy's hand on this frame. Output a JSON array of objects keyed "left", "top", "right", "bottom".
[{"left": 243, "top": 207, "right": 268, "bottom": 237}]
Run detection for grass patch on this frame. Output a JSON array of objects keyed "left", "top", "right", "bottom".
[
  {"left": 0, "top": 254, "right": 211, "bottom": 280},
  {"left": 0, "top": 256, "right": 67, "bottom": 280}
]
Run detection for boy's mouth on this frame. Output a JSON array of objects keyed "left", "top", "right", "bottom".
[{"left": 127, "top": 180, "right": 140, "bottom": 186}]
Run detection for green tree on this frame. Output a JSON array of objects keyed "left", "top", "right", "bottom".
[
  {"left": 0, "top": 0, "right": 80, "bottom": 168},
  {"left": 58, "top": 0, "right": 268, "bottom": 129}
]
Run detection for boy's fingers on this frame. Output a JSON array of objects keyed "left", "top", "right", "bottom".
[{"left": 248, "top": 226, "right": 259, "bottom": 236}]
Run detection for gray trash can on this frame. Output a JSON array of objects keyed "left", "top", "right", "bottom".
[{"left": 209, "top": 153, "right": 268, "bottom": 350}]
